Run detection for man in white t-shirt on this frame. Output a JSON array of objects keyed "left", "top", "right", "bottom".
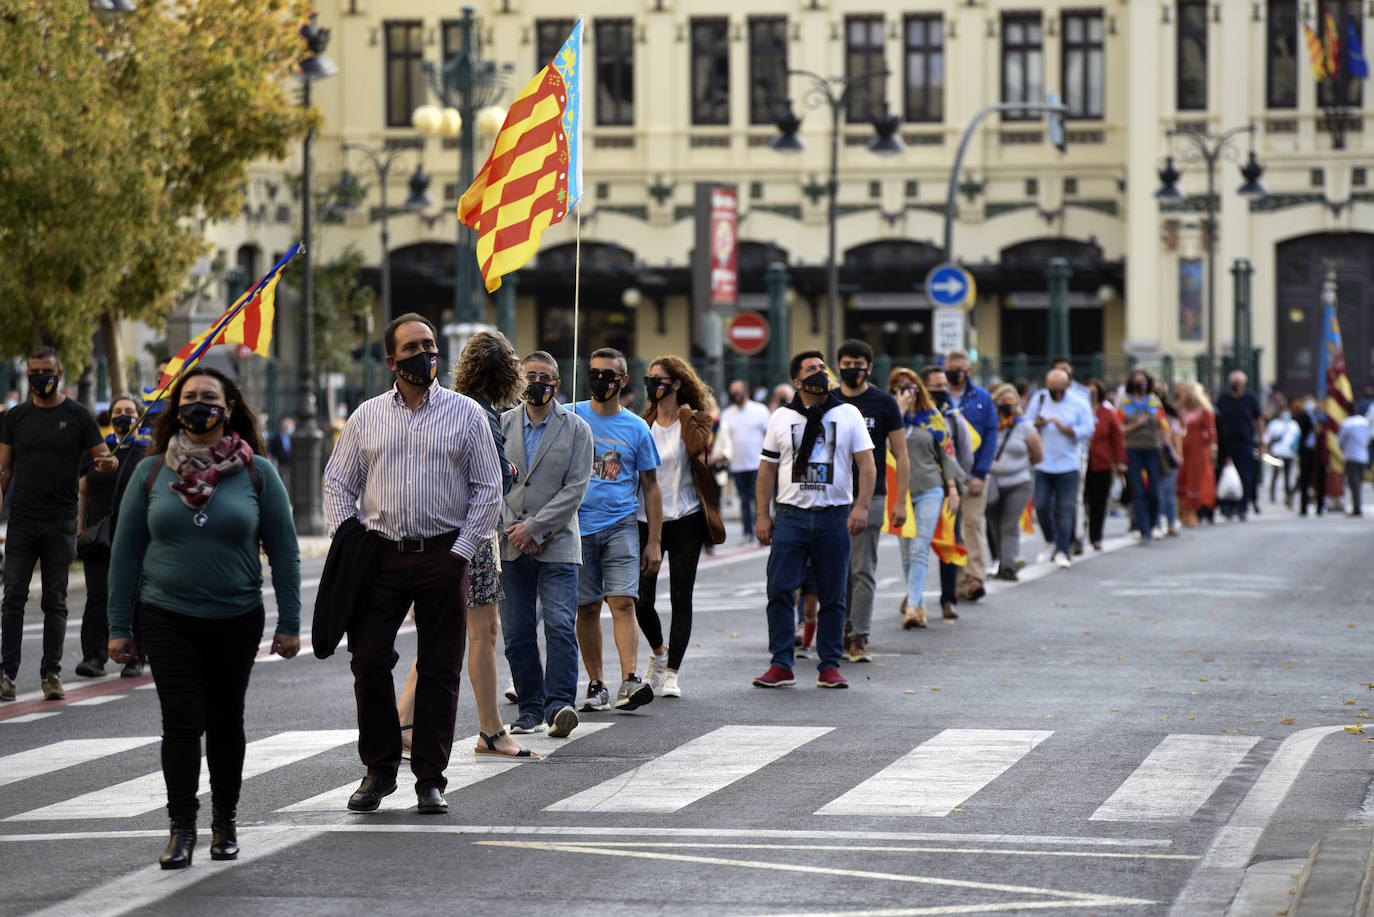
[
  {"left": 753, "top": 351, "right": 875, "bottom": 690},
  {"left": 719, "top": 380, "right": 771, "bottom": 542}
]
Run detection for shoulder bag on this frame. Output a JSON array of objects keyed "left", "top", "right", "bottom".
[{"left": 983, "top": 422, "right": 1019, "bottom": 506}]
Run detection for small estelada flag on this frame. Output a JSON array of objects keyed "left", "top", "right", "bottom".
[{"left": 458, "top": 20, "right": 583, "bottom": 293}]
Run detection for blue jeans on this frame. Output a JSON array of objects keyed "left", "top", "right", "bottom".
[
  {"left": 1034, "top": 470, "right": 1080, "bottom": 556},
  {"left": 731, "top": 470, "right": 758, "bottom": 536},
  {"left": 1127, "top": 448, "right": 1162, "bottom": 536},
  {"left": 903, "top": 487, "right": 945, "bottom": 607},
  {"left": 1159, "top": 469, "right": 1178, "bottom": 527},
  {"left": 499, "top": 555, "right": 580, "bottom": 726},
  {"left": 765, "top": 505, "right": 850, "bottom": 672}
]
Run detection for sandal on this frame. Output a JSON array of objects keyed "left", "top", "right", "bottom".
[
  {"left": 475, "top": 729, "right": 538, "bottom": 758},
  {"left": 901, "top": 604, "right": 928, "bottom": 630}
]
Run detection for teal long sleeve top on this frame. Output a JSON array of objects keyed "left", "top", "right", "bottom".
[{"left": 107, "top": 454, "right": 301, "bottom": 639}]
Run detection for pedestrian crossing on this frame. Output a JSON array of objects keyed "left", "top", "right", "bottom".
[{"left": 0, "top": 725, "right": 1271, "bottom": 828}]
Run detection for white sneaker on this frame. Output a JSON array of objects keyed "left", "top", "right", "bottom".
[
  {"left": 1151, "top": 526, "right": 1165, "bottom": 540},
  {"left": 502, "top": 681, "right": 518, "bottom": 704},
  {"left": 645, "top": 653, "right": 668, "bottom": 692},
  {"left": 661, "top": 672, "right": 681, "bottom": 698},
  {"left": 1053, "top": 552, "right": 1072, "bottom": 569},
  {"left": 1036, "top": 548, "right": 1049, "bottom": 564}
]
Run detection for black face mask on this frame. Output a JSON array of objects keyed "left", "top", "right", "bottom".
[
  {"left": 28, "top": 373, "right": 59, "bottom": 398},
  {"left": 799, "top": 369, "right": 830, "bottom": 396},
  {"left": 395, "top": 351, "right": 439, "bottom": 387},
  {"left": 589, "top": 372, "right": 621, "bottom": 403},
  {"left": 111, "top": 415, "right": 135, "bottom": 437},
  {"left": 178, "top": 402, "right": 224, "bottom": 435},
  {"left": 930, "top": 390, "right": 949, "bottom": 408},
  {"left": 838, "top": 368, "right": 868, "bottom": 389},
  {"left": 1049, "top": 389, "right": 1066, "bottom": 402},
  {"left": 1133, "top": 382, "right": 1148, "bottom": 394},
  {"left": 729, "top": 392, "right": 745, "bottom": 405},
  {"left": 645, "top": 379, "right": 673, "bottom": 404},
  {"left": 997, "top": 403, "right": 1014, "bottom": 417},
  {"left": 524, "top": 381, "right": 555, "bottom": 406},
  {"left": 1230, "top": 383, "right": 1243, "bottom": 393},
  {"left": 946, "top": 369, "right": 966, "bottom": 386}
]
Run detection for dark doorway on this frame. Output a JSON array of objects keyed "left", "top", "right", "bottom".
[{"left": 1274, "top": 233, "right": 1374, "bottom": 399}]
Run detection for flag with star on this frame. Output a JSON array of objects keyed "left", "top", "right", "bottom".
[{"left": 458, "top": 19, "right": 583, "bottom": 293}]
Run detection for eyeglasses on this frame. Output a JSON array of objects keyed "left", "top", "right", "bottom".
[
  {"left": 524, "top": 372, "right": 557, "bottom": 383},
  {"left": 644, "top": 376, "right": 673, "bottom": 388},
  {"left": 588, "top": 369, "right": 621, "bottom": 382}
]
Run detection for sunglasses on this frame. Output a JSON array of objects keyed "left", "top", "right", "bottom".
[
  {"left": 588, "top": 369, "right": 622, "bottom": 382},
  {"left": 524, "top": 372, "right": 557, "bottom": 383},
  {"left": 644, "top": 376, "right": 674, "bottom": 388}
]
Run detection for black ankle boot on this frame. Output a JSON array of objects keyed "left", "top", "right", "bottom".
[
  {"left": 160, "top": 822, "right": 195, "bottom": 869},
  {"left": 210, "top": 806, "right": 238, "bottom": 861}
]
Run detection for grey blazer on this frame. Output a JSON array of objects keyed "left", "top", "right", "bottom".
[{"left": 500, "top": 400, "right": 593, "bottom": 565}]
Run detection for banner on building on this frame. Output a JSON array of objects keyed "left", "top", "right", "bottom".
[{"left": 694, "top": 183, "right": 738, "bottom": 313}]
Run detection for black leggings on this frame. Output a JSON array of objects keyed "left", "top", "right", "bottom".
[
  {"left": 635, "top": 512, "right": 707, "bottom": 671},
  {"left": 140, "top": 602, "right": 264, "bottom": 824},
  {"left": 1084, "top": 469, "right": 1114, "bottom": 545}
]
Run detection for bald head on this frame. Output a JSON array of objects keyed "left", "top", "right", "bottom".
[
  {"left": 1228, "top": 370, "right": 1247, "bottom": 392},
  {"left": 1047, "top": 369, "right": 1069, "bottom": 387}
]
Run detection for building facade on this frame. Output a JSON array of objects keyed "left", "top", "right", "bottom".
[{"left": 203, "top": 0, "right": 1373, "bottom": 399}]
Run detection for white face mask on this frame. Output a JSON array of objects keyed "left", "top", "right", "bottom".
[{"left": 3, "top": 399, "right": 14, "bottom": 410}]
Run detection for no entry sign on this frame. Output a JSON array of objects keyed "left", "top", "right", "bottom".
[{"left": 726, "top": 311, "right": 770, "bottom": 356}]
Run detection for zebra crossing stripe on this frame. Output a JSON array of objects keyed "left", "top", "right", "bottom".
[
  {"left": 1090, "top": 734, "right": 1259, "bottom": 822},
  {"left": 545, "top": 725, "right": 833, "bottom": 814},
  {"left": 817, "top": 729, "right": 1053, "bottom": 817},
  {"left": 278, "top": 722, "right": 616, "bottom": 813},
  {"left": 7, "top": 730, "right": 355, "bottom": 821},
  {"left": 0, "top": 738, "right": 159, "bottom": 789}
]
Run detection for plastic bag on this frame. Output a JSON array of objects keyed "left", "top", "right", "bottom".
[{"left": 1217, "top": 462, "right": 1243, "bottom": 502}]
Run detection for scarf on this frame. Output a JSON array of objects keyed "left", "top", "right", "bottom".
[
  {"left": 786, "top": 391, "right": 841, "bottom": 482},
  {"left": 162, "top": 430, "right": 254, "bottom": 510},
  {"left": 105, "top": 427, "right": 153, "bottom": 451}
]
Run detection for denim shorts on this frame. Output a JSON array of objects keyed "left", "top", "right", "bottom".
[{"left": 578, "top": 513, "right": 640, "bottom": 605}]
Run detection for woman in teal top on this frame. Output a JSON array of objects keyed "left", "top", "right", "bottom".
[{"left": 108, "top": 367, "right": 300, "bottom": 871}]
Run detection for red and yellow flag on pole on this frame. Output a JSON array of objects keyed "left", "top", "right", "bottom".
[
  {"left": 458, "top": 21, "right": 583, "bottom": 293},
  {"left": 1323, "top": 10, "right": 1343, "bottom": 78},
  {"left": 1304, "top": 22, "right": 1331, "bottom": 80},
  {"left": 882, "top": 443, "right": 967, "bottom": 566}
]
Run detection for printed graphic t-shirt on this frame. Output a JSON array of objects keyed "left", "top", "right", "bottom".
[
  {"left": 760, "top": 401, "right": 873, "bottom": 509},
  {"left": 573, "top": 402, "right": 661, "bottom": 535}
]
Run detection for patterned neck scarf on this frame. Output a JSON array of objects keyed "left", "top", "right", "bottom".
[
  {"left": 162, "top": 430, "right": 254, "bottom": 510},
  {"left": 786, "top": 391, "right": 841, "bottom": 482}
]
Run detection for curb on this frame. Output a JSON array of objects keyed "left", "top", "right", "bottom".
[{"left": 1291, "top": 828, "right": 1374, "bottom": 917}]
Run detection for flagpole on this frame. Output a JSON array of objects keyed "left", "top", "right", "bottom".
[{"left": 571, "top": 202, "right": 582, "bottom": 404}]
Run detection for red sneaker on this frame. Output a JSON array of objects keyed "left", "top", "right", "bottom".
[
  {"left": 816, "top": 668, "right": 849, "bottom": 689},
  {"left": 752, "top": 665, "right": 795, "bottom": 688}
]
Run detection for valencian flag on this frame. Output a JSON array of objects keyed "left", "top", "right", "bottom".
[
  {"left": 1318, "top": 276, "right": 1354, "bottom": 499},
  {"left": 1348, "top": 13, "right": 1369, "bottom": 78},
  {"left": 459, "top": 20, "right": 583, "bottom": 293},
  {"left": 156, "top": 243, "right": 300, "bottom": 392},
  {"left": 1304, "top": 22, "right": 1331, "bottom": 80},
  {"left": 1324, "top": 10, "right": 1343, "bottom": 77},
  {"left": 882, "top": 411, "right": 970, "bottom": 566}
]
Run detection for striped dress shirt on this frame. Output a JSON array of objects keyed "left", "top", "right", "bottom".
[{"left": 323, "top": 380, "right": 502, "bottom": 561}]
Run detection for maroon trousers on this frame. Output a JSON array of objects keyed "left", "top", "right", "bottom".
[{"left": 349, "top": 548, "right": 468, "bottom": 791}]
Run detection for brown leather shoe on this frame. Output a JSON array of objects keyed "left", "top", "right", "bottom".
[{"left": 942, "top": 602, "right": 960, "bottom": 620}]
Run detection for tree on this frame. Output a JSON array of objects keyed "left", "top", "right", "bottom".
[
  {"left": 0, "top": 1, "right": 315, "bottom": 392},
  {"left": 282, "top": 244, "right": 377, "bottom": 375}
]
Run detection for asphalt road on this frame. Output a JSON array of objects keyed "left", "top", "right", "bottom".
[{"left": 1, "top": 496, "right": 1371, "bottom": 917}]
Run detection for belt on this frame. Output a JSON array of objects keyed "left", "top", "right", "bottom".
[
  {"left": 777, "top": 503, "right": 847, "bottom": 513},
  {"left": 371, "top": 529, "right": 461, "bottom": 553}
]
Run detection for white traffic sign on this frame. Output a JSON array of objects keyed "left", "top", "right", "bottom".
[
  {"left": 924, "top": 263, "right": 976, "bottom": 310},
  {"left": 932, "top": 308, "right": 964, "bottom": 354}
]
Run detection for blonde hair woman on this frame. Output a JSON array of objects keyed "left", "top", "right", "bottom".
[{"left": 1176, "top": 381, "right": 1218, "bottom": 526}]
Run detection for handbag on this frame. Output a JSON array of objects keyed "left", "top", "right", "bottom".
[{"left": 76, "top": 515, "right": 111, "bottom": 560}]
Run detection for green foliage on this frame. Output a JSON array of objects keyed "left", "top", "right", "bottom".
[{"left": 0, "top": 0, "right": 315, "bottom": 368}]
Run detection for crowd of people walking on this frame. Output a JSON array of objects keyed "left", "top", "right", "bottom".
[{"left": 0, "top": 324, "right": 1370, "bottom": 872}]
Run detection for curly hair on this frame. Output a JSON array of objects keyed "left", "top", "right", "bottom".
[
  {"left": 640, "top": 355, "right": 713, "bottom": 420},
  {"left": 888, "top": 366, "right": 935, "bottom": 414},
  {"left": 151, "top": 367, "right": 265, "bottom": 457},
  {"left": 451, "top": 330, "right": 525, "bottom": 408}
]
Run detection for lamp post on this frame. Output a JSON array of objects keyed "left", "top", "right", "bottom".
[
  {"left": 291, "top": 14, "right": 338, "bottom": 536},
  {"left": 336, "top": 144, "right": 434, "bottom": 396},
  {"left": 411, "top": 6, "right": 511, "bottom": 344},
  {"left": 1155, "top": 124, "right": 1266, "bottom": 393},
  {"left": 770, "top": 70, "right": 903, "bottom": 360}
]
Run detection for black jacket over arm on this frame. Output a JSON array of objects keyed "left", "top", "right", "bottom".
[{"left": 312, "top": 516, "right": 382, "bottom": 659}]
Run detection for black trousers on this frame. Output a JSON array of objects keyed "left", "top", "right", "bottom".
[
  {"left": 1297, "top": 450, "right": 1318, "bottom": 514},
  {"left": 140, "top": 602, "right": 264, "bottom": 824},
  {"left": 636, "top": 512, "right": 706, "bottom": 671},
  {"left": 1, "top": 515, "right": 76, "bottom": 678},
  {"left": 1084, "top": 469, "right": 1114, "bottom": 545}
]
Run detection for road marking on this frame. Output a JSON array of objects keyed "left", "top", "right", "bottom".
[
  {"left": 0, "top": 737, "right": 158, "bottom": 789},
  {"left": 279, "top": 722, "right": 615, "bottom": 813},
  {"left": 1167, "top": 725, "right": 1346, "bottom": 916},
  {"left": 817, "top": 729, "right": 1053, "bottom": 817},
  {"left": 521, "top": 840, "right": 1196, "bottom": 861},
  {"left": 1090, "top": 734, "right": 1258, "bottom": 822},
  {"left": 0, "top": 670, "right": 152, "bottom": 719},
  {"left": 545, "top": 725, "right": 832, "bottom": 814},
  {"left": 66, "top": 694, "right": 127, "bottom": 707},
  {"left": 0, "top": 712, "right": 60, "bottom": 724},
  {"left": 8, "top": 730, "right": 355, "bottom": 821},
  {"left": 476, "top": 840, "right": 1159, "bottom": 911}
]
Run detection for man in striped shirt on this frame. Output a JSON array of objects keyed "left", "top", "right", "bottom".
[{"left": 323, "top": 313, "right": 503, "bottom": 816}]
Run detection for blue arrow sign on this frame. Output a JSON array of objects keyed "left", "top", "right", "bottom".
[{"left": 924, "top": 263, "right": 973, "bottom": 308}]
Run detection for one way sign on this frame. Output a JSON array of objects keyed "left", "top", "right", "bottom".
[{"left": 924, "top": 263, "right": 976, "bottom": 310}]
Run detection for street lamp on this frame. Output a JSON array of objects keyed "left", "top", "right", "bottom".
[
  {"left": 1155, "top": 124, "right": 1266, "bottom": 393},
  {"left": 337, "top": 144, "right": 433, "bottom": 397},
  {"left": 411, "top": 6, "right": 512, "bottom": 340},
  {"left": 291, "top": 13, "right": 337, "bottom": 536},
  {"left": 770, "top": 70, "right": 902, "bottom": 360}
]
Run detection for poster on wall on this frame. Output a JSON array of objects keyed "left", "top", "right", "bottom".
[{"left": 1179, "top": 259, "right": 1203, "bottom": 342}]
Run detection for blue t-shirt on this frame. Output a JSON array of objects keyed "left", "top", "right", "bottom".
[{"left": 573, "top": 402, "right": 661, "bottom": 535}]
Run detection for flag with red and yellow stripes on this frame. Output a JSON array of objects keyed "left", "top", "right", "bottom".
[
  {"left": 1324, "top": 10, "right": 1343, "bottom": 79},
  {"left": 1304, "top": 22, "right": 1331, "bottom": 80},
  {"left": 458, "top": 20, "right": 583, "bottom": 293},
  {"left": 156, "top": 244, "right": 298, "bottom": 392}
]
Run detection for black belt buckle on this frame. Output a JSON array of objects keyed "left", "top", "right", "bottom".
[{"left": 397, "top": 537, "right": 425, "bottom": 553}]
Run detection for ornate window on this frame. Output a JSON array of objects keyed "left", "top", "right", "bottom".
[
  {"left": 690, "top": 18, "right": 730, "bottom": 125},
  {"left": 1176, "top": 1, "right": 1208, "bottom": 110},
  {"left": 1061, "top": 11, "right": 1104, "bottom": 119},
  {"left": 903, "top": 14, "right": 944, "bottom": 123},
  {"left": 845, "top": 15, "right": 887, "bottom": 124},
  {"left": 748, "top": 17, "right": 788, "bottom": 126},
  {"left": 384, "top": 21, "right": 425, "bottom": 128},
  {"left": 1001, "top": 12, "right": 1044, "bottom": 121}
]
